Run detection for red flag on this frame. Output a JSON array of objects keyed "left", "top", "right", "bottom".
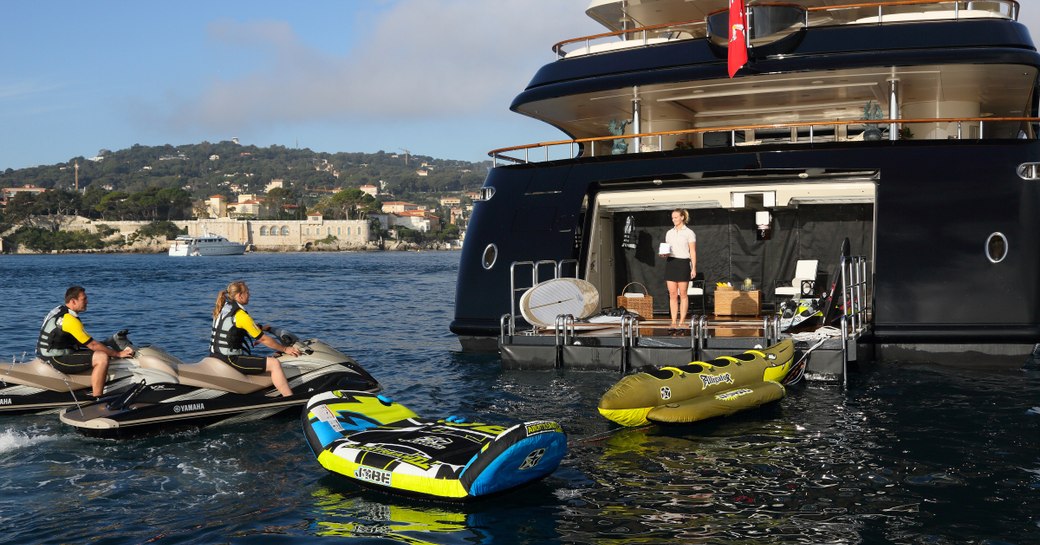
[{"left": 728, "top": 0, "right": 748, "bottom": 78}]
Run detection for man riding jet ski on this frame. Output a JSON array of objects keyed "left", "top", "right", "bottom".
[
  {"left": 0, "top": 330, "right": 174, "bottom": 415},
  {"left": 59, "top": 329, "right": 380, "bottom": 437}
]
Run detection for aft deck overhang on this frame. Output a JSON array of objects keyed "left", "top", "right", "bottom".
[{"left": 512, "top": 20, "right": 1038, "bottom": 115}]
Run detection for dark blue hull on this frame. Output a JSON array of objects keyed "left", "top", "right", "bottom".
[{"left": 452, "top": 140, "right": 1040, "bottom": 357}]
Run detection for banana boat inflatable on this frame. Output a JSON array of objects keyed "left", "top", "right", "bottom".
[
  {"left": 598, "top": 340, "right": 794, "bottom": 426},
  {"left": 303, "top": 390, "right": 567, "bottom": 501}
]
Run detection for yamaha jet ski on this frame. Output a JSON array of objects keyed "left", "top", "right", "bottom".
[
  {"left": 0, "top": 330, "right": 175, "bottom": 415},
  {"left": 59, "top": 330, "right": 380, "bottom": 437}
]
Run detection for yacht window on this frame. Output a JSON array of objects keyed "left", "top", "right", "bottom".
[
  {"left": 986, "top": 232, "right": 1008, "bottom": 263},
  {"left": 482, "top": 244, "right": 498, "bottom": 270},
  {"left": 1017, "top": 163, "right": 1040, "bottom": 180}
]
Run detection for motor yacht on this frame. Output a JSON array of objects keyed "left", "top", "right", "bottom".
[{"left": 451, "top": 0, "right": 1040, "bottom": 369}]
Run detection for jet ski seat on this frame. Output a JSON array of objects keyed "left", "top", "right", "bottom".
[
  {"left": 176, "top": 357, "right": 274, "bottom": 394},
  {"left": 1, "top": 359, "right": 94, "bottom": 392},
  {"left": 134, "top": 346, "right": 181, "bottom": 378}
]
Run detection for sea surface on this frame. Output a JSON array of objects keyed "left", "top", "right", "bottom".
[{"left": 0, "top": 251, "right": 1038, "bottom": 545}]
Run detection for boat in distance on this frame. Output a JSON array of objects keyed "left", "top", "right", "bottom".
[
  {"left": 168, "top": 233, "right": 246, "bottom": 256},
  {"left": 451, "top": 0, "right": 1040, "bottom": 364}
]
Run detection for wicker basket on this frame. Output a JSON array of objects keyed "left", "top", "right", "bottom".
[{"left": 611, "top": 280, "right": 653, "bottom": 332}]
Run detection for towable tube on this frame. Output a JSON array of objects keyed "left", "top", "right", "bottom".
[
  {"left": 302, "top": 390, "right": 568, "bottom": 501},
  {"left": 598, "top": 340, "right": 794, "bottom": 427}
]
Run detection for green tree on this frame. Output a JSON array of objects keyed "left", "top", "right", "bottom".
[
  {"left": 262, "top": 187, "right": 297, "bottom": 219},
  {"left": 133, "top": 220, "right": 184, "bottom": 241},
  {"left": 312, "top": 188, "right": 378, "bottom": 220}
]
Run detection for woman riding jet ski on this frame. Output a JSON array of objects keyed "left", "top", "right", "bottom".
[
  {"left": 0, "top": 330, "right": 175, "bottom": 415},
  {"left": 59, "top": 328, "right": 381, "bottom": 437}
]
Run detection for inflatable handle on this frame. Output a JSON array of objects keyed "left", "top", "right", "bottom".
[
  {"left": 445, "top": 415, "right": 467, "bottom": 423},
  {"left": 376, "top": 394, "right": 394, "bottom": 405},
  {"left": 660, "top": 367, "right": 686, "bottom": 376}
]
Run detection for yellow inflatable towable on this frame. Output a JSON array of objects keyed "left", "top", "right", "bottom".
[{"left": 598, "top": 340, "right": 794, "bottom": 426}]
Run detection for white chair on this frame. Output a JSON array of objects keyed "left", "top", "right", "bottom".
[
  {"left": 686, "top": 273, "right": 707, "bottom": 315},
  {"left": 775, "top": 260, "right": 818, "bottom": 299}
]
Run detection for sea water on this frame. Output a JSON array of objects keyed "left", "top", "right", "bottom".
[{"left": 0, "top": 252, "right": 1037, "bottom": 544}]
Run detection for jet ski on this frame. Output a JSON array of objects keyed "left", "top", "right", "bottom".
[
  {"left": 0, "top": 330, "right": 173, "bottom": 415},
  {"left": 59, "top": 330, "right": 380, "bottom": 437}
]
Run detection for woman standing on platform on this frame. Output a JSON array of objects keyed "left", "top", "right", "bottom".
[{"left": 661, "top": 209, "right": 697, "bottom": 334}]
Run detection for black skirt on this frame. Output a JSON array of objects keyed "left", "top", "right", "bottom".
[{"left": 664, "top": 257, "right": 692, "bottom": 282}]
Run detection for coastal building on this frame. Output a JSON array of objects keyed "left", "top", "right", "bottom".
[
  {"left": 359, "top": 184, "right": 378, "bottom": 197},
  {"left": 228, "top": 194, "right": 262, "bottom": 218},
  {"left": 448, "top": 207, "right": 466, "bottom": 226},
  {"left": 439, "top": 196, "right": 461, "bottom": 207},
  {"left": 206, "top": 195, "right": 227, "bottom": 219},
  {"left": 396, "top": 210, "right": 439, "bottom": 233},
  {"left": 381, "top": 201, "right": 419, "bottom": 214},
  {"left": 39, "top": 216, "right": 374, "bottom": 252},
  {"left": 1, "top": 185, "right": 47, "bottom": 207}
]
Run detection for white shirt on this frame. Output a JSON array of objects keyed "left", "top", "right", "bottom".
[{"left": 665, "top": 225, "right": 696, "bottom": 259}]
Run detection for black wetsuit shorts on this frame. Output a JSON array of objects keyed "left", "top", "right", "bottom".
[
  {"left": 45, "top": 350, "right": 94, "bottom": 374},
  {"left": 211, "top": 353, "right": 266, "bottom": 375}
]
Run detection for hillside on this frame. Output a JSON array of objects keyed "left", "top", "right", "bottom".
[{"left": 0, "top": 141, "right": 491, "bottom": 205}]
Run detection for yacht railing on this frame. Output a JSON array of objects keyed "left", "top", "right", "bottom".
[
  {"left": 553, "top": 0, "right": 1019, "bottom": 58},
  {"left": 489, "top": 116, "right": 1040, "bottom": 165},
  {"left": 504, "top": 259, "right": 580, "bottom": 337},
  {"left": 553, "top": 18, "right": 707, "bottom": 58},
  {"left": 839, "top": 254, "right": 871, "bottom": 389}
]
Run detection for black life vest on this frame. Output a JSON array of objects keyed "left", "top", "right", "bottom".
[
  {"left": 37, "top": 305, "right": 84, "bottom": 357},
  {"left": 210, "top": 301, "right": 253, "bottom": 356}
]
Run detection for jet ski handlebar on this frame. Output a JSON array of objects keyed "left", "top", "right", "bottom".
[
  {"left": 102, "top": 329, "right": 136, "bottom": 355},
  {"left": 263, "top": 327, "right": 314, "bottom": 355}
]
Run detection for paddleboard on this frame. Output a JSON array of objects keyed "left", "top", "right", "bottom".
[{"left": 519, "top": 278, "right": 600, "bottom": 327}]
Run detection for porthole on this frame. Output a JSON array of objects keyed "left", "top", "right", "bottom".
[
  {"left": 482, "top": 244, "right": 498, "bottom": 270},
  {"left": 1017, "top": 163, "right": 1040, "bottom": 180},
  {"left": 986, "top": 232, "right": 1008, "bottom": 264},
  {"left": 477, "top": 186, "right": 496, "bottom": 202}
]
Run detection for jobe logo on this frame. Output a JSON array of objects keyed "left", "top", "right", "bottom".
[
  {"left": 402, "top": 436, "right": 452, "bottom": 450},
  {"left": 518, "top": 448, "right": 546, "bottom": 470},
  {"left": 355, "top": 466, "right": 392, "bottom": 486}
]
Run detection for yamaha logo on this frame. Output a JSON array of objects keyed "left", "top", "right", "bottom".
[
  {"left": 0, "top": 398, "right": 11, "bottom": 406},
  {"left": 518, "top": 448, "right": 546, "bottom": 470},
  {"left": 173, "top": 402, "right": 205, "bottom": 414}
]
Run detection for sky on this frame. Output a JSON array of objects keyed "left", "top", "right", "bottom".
[{"left": 3, "top": 1, "right": 1040, "bottom": 171}]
